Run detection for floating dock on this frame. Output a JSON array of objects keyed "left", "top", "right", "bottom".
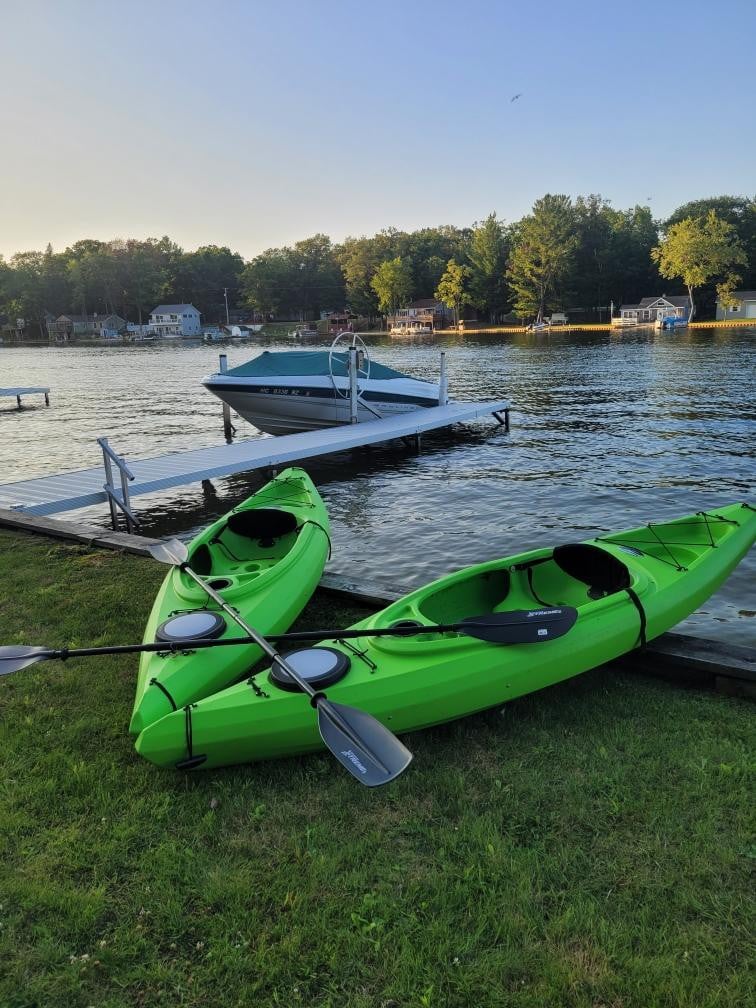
[
  {"left": 0, "top": 398, "right": 510, "bottom": 523},
  {"left": 0, "top": 386, "right": 50, "bottom": 408}
]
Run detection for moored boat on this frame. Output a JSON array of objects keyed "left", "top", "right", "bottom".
[
  {"left": 135, "top": 503, "right": 755, "bottom": 770},
  {"left": 202, "top": 334, "right": 441, "bottom": 435},
  {"left": 129, "top": 467, "right": 330, "bottom": 734}
]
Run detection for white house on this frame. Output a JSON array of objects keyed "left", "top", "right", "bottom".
[
  {"left": 617, "top": 295, "right": 691, "bottom": 324},
  {"left": 715, "top": 289, "right": 756, "bottom": 321},
  {"left": 148, "top": 304, "right": 202, "bottom": 337}
]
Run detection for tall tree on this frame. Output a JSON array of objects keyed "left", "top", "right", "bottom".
[
  {"left": 651, "top": 211, "right": 746, "bottom": 319},
  {"left": 507, "top": 194, "right": 578, "bottom": 322},
  {"left": 370, "top": 257, "right": 413, "bottom": 315},
  {"left": 291, "top": 234, "right": 345, "bottom": 319},
  {"left": 467, "top": 213, "right": 509, "bottom": 321},
  {"left": 606, "top": 205, "right": 660, "bottom": 308},
  {"left": 242, "top": 248, "right": 295, "bottom": 318},
  {"left": 7, "top": 249, "right": 48, "bottom": 336},
  {"left": 666, "top": 196, "right": 756, "bottom": 286},
  {"left": 169, "top": 245, "right": 244, "bottom": 320},
  {"left": 435, "top": 259, "right": 472, "bottom": 325}
]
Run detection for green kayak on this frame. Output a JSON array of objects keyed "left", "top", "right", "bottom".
[
  {"left": 129, "top": 467, "right": 330, "bottom": 735},
  {"left": 135, "top": 503, "right": 755, "bottom": 769}
]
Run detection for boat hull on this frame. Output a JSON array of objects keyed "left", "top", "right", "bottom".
[
  {"left": 135, "top": 504, "right": 755, "bottom": 770},
  {"left": 129, "top": 467, "right": 330, "bottom": 734},
  {"left": 203, "top": 374, "right": 440, "bottom": 435}
]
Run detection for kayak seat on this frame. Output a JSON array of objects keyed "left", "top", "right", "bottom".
[
  {"left": 212, "top": 508, "right": 300, "bottom": 555},
  {"left": 553, "top": 543, "right": 630, "bottom": 599}
]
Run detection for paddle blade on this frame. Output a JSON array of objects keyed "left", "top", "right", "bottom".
[
  {"left": 147, "top": 537, "right": 189, "bottom": 566},
  {"left": 460, "top": 607, "right": 578, "bottom": 644},
  {"left": 0, "top": 646, "right": 53, "bottom": 675},
  {"left": 317, "top": 699, "right": 412, "bottom": 787}
]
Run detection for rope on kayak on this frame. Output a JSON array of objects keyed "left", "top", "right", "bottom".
[
  {"left": 511, "top": 555, "right": 557, "bottom": 606},
  {"left": 625, "top": 588, "right": 647, "bottom": 648},
  {"left": 600, "top": 511, "right": 741, "bottom": 572},
  {"left": 149, "top": 678, "right": 178, "bottom": 711},
  {"left": 526, "top": 566, "right": 555, "bottom": 607},
  {"left": 298, "top": 519, "right": 332, "bottom": 560}
]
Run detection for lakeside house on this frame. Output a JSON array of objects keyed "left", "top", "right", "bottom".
[
  {"left": 387, "top": 298, "right": 454, "bottom": 335},
  {"left": 617, "top": 295, "right": 692, "bottom": 324},
  {"left": 47, "top": 313, "right": 127, "bottom": 342},
  {"left": 321, "top": 310, "right": 357, "bottom": 335},
  {"left": 715, "top": 289, "right": 756, "bottom": 321},
  {"left": 2, "top": 312, "right": 55, "bottom": 342},
  {"left": 148, "top": 304, "right": 202, "bottom": 337}
]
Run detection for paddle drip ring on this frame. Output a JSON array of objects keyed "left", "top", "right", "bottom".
[{"left": 269, "top": 647, "right": 351, "bottom": 693}]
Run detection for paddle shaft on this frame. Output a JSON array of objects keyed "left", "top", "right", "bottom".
[
  {"left": 179, "top": 564, "right": 392, "bottom": 772},
  {"left": 7, "top": 613, "right": 568, "bottom": 665},
  {"left": 180, "top": 564, "right": 318, "bottom": 699}
]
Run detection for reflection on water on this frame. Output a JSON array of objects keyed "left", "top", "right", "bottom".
[{"left": 1, "top": 329, "right": 754, "bottom": 645}]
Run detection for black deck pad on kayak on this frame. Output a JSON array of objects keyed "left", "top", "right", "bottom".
[{"left": 553, "top": 543, "right": 631, "bottom": 597}]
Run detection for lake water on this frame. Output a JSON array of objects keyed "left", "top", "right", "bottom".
[{"left": 1, "top": 328, "right": 754, "bottom": 645}]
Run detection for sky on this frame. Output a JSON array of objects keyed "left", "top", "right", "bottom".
[{"left": 1, "top": 0, "right": 755, "bottom": 261}]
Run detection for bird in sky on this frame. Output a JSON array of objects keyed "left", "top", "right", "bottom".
[{"left": 510, "top": 93, "right": 522, "bottom": 102}]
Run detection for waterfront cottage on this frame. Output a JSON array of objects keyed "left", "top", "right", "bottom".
[
  {"left": 48, "top": 313, "right": 127, "bottom": 342},
  {"left": 148, "top": 304, "right": 202, "bottom": 337},
  {"left": 618, "top": 295, "right": 691, "bottom": 324},
  {"left": 387, "top": 298, "right": 454, "bottom": 335},
  {"left": 715, "top": 289, "right": 756, "bottom": 321}
]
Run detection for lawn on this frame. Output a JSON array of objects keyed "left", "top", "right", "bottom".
[{"left": 0, "top": 530, "right": 753, "bottom": 1007}]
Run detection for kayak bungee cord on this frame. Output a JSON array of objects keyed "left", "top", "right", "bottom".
[{"left": 598, "top": 509, "right": 744, "bottom": 572}]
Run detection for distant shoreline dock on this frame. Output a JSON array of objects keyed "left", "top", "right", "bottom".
[
  {"left": 0, "top": 386, "right": 50, "bottom": 408},
  {"left": 455, "top": 319, "right": 756, "bottom": 335}
]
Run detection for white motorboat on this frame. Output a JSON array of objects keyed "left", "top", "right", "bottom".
[{"left": 203, "top": 334, "right": 442, "bottom": 435}]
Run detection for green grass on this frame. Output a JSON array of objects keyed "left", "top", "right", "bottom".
[{"left": 0, "top": 530, "right": 753, "bottom": 1008}]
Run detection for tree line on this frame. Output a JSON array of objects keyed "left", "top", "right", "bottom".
[{"left": 1, "top": 194, "right": 753, "bottom": 337}]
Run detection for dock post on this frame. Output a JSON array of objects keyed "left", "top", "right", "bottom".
[
  {"left": 349, "top": 347, "right": 359, "bottom": 424},
  {"left": 16, "top": 394, "right": 21, "bottom": 409},
  {"left": 44, "top": 391, "right": 49, "bottom": 406},
  {"left": 492, "top": 408, "right": 511, "bottom": 431},
  {"left": 219, "top": 354, "right": 235, "bottom": 443},
  {"left": 439, "top": 351, "right": 448, "bottom": 406}
]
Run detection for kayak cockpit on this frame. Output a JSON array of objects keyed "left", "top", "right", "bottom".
[
  {"left": 188, "top": 507, "right": 301, "bottom": 578},
  {"left": 412, "top": 543, "right": 641, "bottom": 626}
]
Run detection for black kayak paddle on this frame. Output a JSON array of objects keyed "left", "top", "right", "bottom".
[{"left": 0, "top": 605, "right": 577, "bottom": 676}]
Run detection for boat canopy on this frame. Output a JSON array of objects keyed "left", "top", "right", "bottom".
[{"left": 223, "top": 350, "right": 427, "bottom": 382}]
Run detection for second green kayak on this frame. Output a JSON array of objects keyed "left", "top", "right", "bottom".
[
  {"left": 135, "top": 503, "right": 755, "bottom": 769},
  {"left": 129, "top": 467, "right": 330, "bottom": 735}
]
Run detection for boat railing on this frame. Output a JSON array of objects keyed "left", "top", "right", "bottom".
[{"left": 97, "top": 437, "right": 141, "bottom": 533}]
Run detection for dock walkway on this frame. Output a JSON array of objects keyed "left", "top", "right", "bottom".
[
  {"left": 0, "top": 386, "right": 50, "bottom": 408},
  {"left": 0, "top": 398, "right": 509, "bottom": 518}
]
